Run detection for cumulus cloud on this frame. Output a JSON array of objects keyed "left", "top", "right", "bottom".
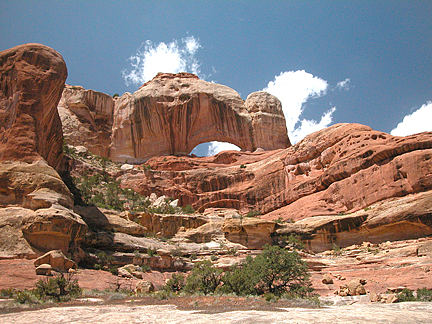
[
  {"left": 207, "top": 142, "right": 240, "bottom": 155},
  {"left": 390, "top": 102, "right": 432, "bottom": 136},
  {"left": 336, "top": 78, "right": 351, "bottom": 90},
  {"left": 263, "top": 70, "right": 335, "bottom": 143},
  {"left": 122, "top": 36, "right": 202, "bottom": 86}
]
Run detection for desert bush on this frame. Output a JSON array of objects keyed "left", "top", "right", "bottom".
[
  {"left": 222, "top": 245, "right": 313, "bottom": 297},
  {"left": 35, "top": 273, "right": 81, "bottom": 302},
  {"left": 184, "top": 260, "right": 222, "bottom": 295},
  {"left": 397, "top": 288, "right": 416, "bottom": 302},
  {"left": 246, "top": 210, "right": 262, "bottom": 218},
  {"left": 417, "top": 287, "right": 432, "bottom": 302},
  {"left": 0, "top": 288, "right": 15, "bottom": 297},
  {"left": 14, "top": 289, "right": 40, "bottom": 304},
  {"left": 182, "top": 204, "right": 195, "bottom": 214},
  {"left": 164, "top": 273, "right": 186, "bottom": 292},
  {"left": 146, "top": 246, "right": 157, "bottom": 257}
]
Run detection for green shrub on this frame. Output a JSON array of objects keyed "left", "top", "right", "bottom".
[
  {"left": 286, "top": 234, "right": 305, "bottom": 250},
  {"left": 14, "top": 289, "right": 40, "bottom": 304},
  {"left": 164, "top": 273, "right": 186, "bottom": 292},
  {"left": 240, "top": 164, "right": 246, "bottom": 169},
  {"left": 35, "top": 273, "right": 81, "bottom": 302},
  {"left": 246, "top": 210, "right": 262, "bottom": 218},
  {"left": 417, "top": 287, "right": 432, "bottom": 302},
  {"left": 222, "top": 245, "right": 313, "bottom": 297},
  {"left": 0, "top": 288, "right": 15, "bottom": 297},
  {"left": 146, "top": 247, "right": 157, "bottom": 257},
  {"left": 182, "top": 204, "right": 195, "bottom": 214},
  {"left": 397, "top": 288, "right": 416, "bottom": 302},
  {"left": 210, "top": 254, "right": 218, "bottom": 261},
  {"left": 184, "top": 260, "right": 222, "bottom": 295}
]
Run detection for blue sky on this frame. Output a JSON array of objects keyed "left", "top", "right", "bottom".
[{"left": 1, "top": 1, "right": 431, "bottom": 155}]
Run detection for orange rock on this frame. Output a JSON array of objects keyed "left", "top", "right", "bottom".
[{"left": 0, "top": 43, "right": 67, "bottom": 171}]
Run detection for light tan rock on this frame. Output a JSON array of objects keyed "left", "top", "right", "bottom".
[
  {"left": 58, "top": 85, "right": 114, "bottom": 158},
  {"left": 347, "top": 278, "right": 367, "bottom": 296},
  {"left": 22, "top": 206, "right": 87, "bottom": 257},
  {"left": 245, "top": 91, "right": 290, "bottom": 150},
  {"left": 0, "top": 161, "right": 73, "bottom": 210},
  {"left": 34, "top": 250, "right": 77, "bottom": 272},
  {"left": 222, "top": 218, "right": 276, "bottom": 249},
  {"left": 322, "top": 274, "right": 334, "bottom": 284},
  {"left": 35, "top": 263, "right": 52, "bottom": 276},
  {"left": 135, "top": 280, "right": 155, "bottom": 294}
]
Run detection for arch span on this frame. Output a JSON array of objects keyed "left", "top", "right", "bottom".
[{"left": 100, "top": 73, "right": 288, "bottom": 163}]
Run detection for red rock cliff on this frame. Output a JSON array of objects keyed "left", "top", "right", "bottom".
[{"left": 0, "top": 43, "right": 67, "bottom": 171}]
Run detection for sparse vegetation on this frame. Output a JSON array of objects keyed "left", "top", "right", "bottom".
[
  {"left": 246, "top": 210, "right": 262, "bottom": 218},
  {"left": 182, "top": 204, "right": 195, "bottom": 214},
  {"left": 240, "top": 164, "right": 246, "bottom": 169},
  {"left": 11, "top": 273, "right": 81, "bottom": 304},
  {"left": 163, "top": 245, "right": 314, "bottom": 299},
  {"left": 397, "top": 288, "right": 432, "bottom": 302}
]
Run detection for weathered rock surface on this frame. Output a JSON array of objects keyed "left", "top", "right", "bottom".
[
  {"left": 222, "top": 217, "right": 276, "bottom": 249},
  {"left": 245, "top": 91, "right": 290, "bottom": 150},
  {"left": 0, "top": 43, "right": 67, "bottom": 171},
  {"left": 34, "top": 250, "right": 77, "bottom": 272},
  {"left": 58, "top": 85, "right": 114, "bottom": 158},
  {"left": 275, "top": 190, "right": 432, "bottom": 252},
  {"left": 0, "top": 160, "right": 73, "bottom": 210},
  {"left": 59, "top": 72, "right": 290, "bottom": 163},
  {"left": 122, "top": 123, "right": 432, "bottom": 218}
]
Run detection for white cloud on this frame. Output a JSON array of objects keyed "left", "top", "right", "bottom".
[
  {"left": 391, "top": 102, "right": 432, "bottom": 136},
  {"left": 122, "top": 36, "right": 202, "bottom": 86},
  {"left": 290, "top": 107, "right": 336, "bottom": 142},
  {"left": 263, "top": 70, "right": 335, "bottom": 143},
  {"left": 208, "top": 142, "right": 240, "bottom": 155},
  {"left": 336, "top": 78, "right": 351, "bottom": 90}
]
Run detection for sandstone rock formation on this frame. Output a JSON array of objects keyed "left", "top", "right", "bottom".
[
  {"left": 34, "top": 250, "right": 78, "bottom": 272},
  {"left": 59, "top": 72, "right": 290, "bottom": 163},
  {"left": 58, "top": 85, "right": 114, "bottom": 158},
  {"left": 119, "top": 123, "right": 432, "bottom": 250},
  {"left": 0, "top": 43, "right": 67, "bottom": 171},
  {"left": 0, "top": 44, "right": 87, "bottom": 260}
]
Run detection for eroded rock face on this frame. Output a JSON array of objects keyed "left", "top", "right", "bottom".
[
  {"left": 59, "top": 73, "right": 290, "bottom": 163},
  {"left": 58, "top": 85, "right": 114, "bottom": 158},
  {"left": 0, "top": 44, "right": 87, "bottom": 261},
  {"left": 0, "top": 43, "right": 67, "bottom": 171},
  {"left": 123, "top": 123, "right": 432, "bottom": 218},
  {"left": 245, "top": 91, "right": 290, "bottom": 150}
]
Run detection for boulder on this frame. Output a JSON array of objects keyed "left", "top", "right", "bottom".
[
  {"left": 0, "top": 43, "right": 67, "bottom": 172},
  {"left": 34, "top": 250, "right": 77, "bottom": 272},
  {"left": 35, "top": 263, "right": 52, "bottom": 276},
  {"left": 222, "top": 218, "right": 276, "bottom": 249},
  {"left": 322, "top": 274, "right": 334, "bottom": 284},
  {"left": 135, "top": 280, "right": 155, "bottom": 294}
]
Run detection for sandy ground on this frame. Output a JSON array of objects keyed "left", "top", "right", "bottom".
[{"left": 0, "top": 301, "right": 432, "bottom": 323}]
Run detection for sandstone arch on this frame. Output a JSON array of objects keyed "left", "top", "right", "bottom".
[{"left": 59, "top": 73, "right": 291, "bottom": 163}]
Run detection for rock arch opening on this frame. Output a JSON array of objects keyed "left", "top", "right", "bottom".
[{"left": 191, "top": 141, "right": 241, "bottom": 157}]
